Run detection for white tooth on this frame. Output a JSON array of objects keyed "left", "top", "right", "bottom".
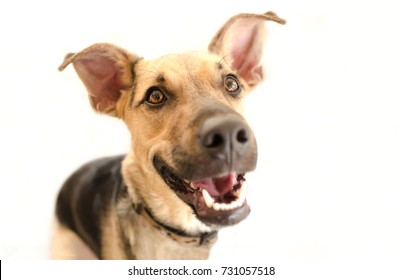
[
  {"left": 190, "top": 182, "right": 198, "bottom": 190},
  {"left": 213, "top": 203, "right": 222, "bottom": 211},
  {"left": 202, "top": 189, "right": 215, "bottom": 208},
  {"left": 237, "top": 183, "right": 248, "bottom": 203},
  {"left": 212, "top": 201, "right": 234, "bottom": 211},
  {"left": 209, "top": 184, "right": 249, "bottom": 212},
  {"left": 231, "top": 200, "right": 240, "bottom": 209},
  {"left": 230, "top": 201, "right": 240, "bottom": 209}
]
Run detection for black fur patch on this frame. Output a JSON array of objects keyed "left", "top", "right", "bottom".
[{"left": 56, "top": 155, "right": 125, "bottom": 258}]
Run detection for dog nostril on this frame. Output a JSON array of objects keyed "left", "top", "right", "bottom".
[
  {"left": 236, "top": 129, "right": 249, "bottom": 144},
  {"left": 204, "top": 133, "right": 224, "bottom": 148}
]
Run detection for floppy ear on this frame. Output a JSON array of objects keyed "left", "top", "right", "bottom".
[
  {"left": 58, "top": 43, "right": 140, "bottom": 116},
  {"left": 209, "top": 11, "right": 285, "bottom": 87}
]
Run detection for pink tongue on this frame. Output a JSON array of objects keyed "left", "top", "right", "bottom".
[{"left": 192, "top": 173, "right": 235, "bottom": 196}]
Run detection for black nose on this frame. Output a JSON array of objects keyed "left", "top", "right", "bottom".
[{"left": 200, "top": 115, "right": 251, "bottom": 162}]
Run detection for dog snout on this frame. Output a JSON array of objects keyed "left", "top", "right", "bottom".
[{"left": 200, "top": 115, "right": 252, "bottom": 163}]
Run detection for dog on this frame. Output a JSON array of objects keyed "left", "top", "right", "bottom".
[{"left": 51, "top": 11, "right": 285, "bottom": 260}]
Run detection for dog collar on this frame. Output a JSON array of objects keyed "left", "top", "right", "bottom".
[
  {"left": 133, "top": 203, "right": 218, "bottom": 246},
  {"left": 117, "top": 173, "right": 218, "bottom": 247}
]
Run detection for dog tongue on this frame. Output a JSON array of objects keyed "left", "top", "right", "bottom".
[{"left": 192, "top": 173, "right": 235, "bottom": 196}]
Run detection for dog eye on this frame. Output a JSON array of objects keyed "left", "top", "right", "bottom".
[
  {"left": 145, "top": 87, "right": 167, "bottom": 107},
  {"left": 224, "top": 75, "right": 240, "bottom": 95}
]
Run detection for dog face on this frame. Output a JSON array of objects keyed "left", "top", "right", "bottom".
[
  {"left": 59, "top": 12, "right": 285, "bottom": 230},
  {"left": 124, "top": 52, "right": 257, "bottom": 226}
]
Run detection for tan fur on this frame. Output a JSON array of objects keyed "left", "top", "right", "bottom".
[
  {"left": 121, "top": 53, "right": 246, "bottom": 233},
  {"left": 51, "top": 220, "right": 97, "bottom": 260},
  {"left": 107, "top": 191, "right": 212, "bottom": 259},
  {"left": 52, "top": 11, "right": 285, "bottom": 259}
]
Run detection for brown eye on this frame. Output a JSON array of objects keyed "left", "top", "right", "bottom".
[
  {"left": 224, "top": 75, "right": 240, "bottom": 95},
  {"left": 145, "top": 87, "right": 167, "bottom": 107}
]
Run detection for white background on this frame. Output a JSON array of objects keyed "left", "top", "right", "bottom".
[{"left": 0, "top": 0, "right": 401, "bottom": 261}]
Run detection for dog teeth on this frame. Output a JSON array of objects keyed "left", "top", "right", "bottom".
[
  {"left": 202, "top": 189, "right": 215, "bottom": 208},
  {"left": 190, "top": 182, "right": 199, "bottom": 190},
  {"left": 236, "top": 182, "right": 248, "bottom": 202},
  {"left": 204, "top": 183, "right": 248, "bottom": 211}
]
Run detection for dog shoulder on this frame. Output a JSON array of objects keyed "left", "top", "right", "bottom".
[{"left": 55, "top": 155, "right": 125, "bottom": 258}]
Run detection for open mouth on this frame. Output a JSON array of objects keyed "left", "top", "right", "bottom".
[{"left": 154, "top": 156, "right": 250, "bottom": 226}]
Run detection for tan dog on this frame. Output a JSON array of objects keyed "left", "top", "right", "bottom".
[{"left": 52, "top": 11, "right": 285, "bottom": 260}]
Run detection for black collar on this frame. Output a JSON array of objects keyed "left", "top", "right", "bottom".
[
  {"left": 133, "top": 202, "right": 218, "bottom": 246},
  {"left": 115, "top": 172, "right": 218, "bottom": 246},
  {"left": 115, "top": 164, "right": 218, "bottom": 247}
]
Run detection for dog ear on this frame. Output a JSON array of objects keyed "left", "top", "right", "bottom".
[
  {"left": 59, "top": 43, "right": 140, "bottom": 116},
  {"left": 209, "top": 11, "right": 285, "bottom": 87}
]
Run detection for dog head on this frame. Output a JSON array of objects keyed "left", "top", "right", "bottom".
[{"left": 59, "top": 12, "right": 285, "bottom": 232}]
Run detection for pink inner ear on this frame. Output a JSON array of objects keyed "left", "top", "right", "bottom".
[
  {"left": 231, "top": 24, "right": 263, "bottom": 85},
  {"left": 77, "top": 58, "right": 125, "bottom": 112}
]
